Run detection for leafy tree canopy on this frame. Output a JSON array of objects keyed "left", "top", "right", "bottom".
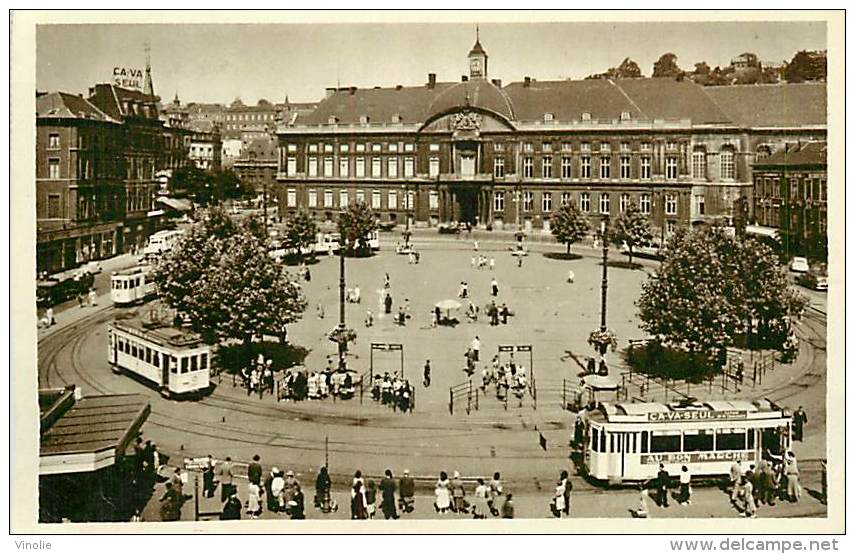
[
  {"left": 284, "top": 210, "right": 319, "bottom": 257},
  {"left": 612, "top": 203, "right": 653, "bottom": 265},
  {"left": 550, "top": 201, "right": 590, "bottom": 254},
  {"left": 337, "top": 201, "right": 378, "bottom": 255},
  {"left": 652, "top": 52, "right": 683, "bottom": 78}
]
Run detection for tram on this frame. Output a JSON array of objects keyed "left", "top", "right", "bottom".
[
  {"left": 143, "top": 229, "right": 184, "bottom": 259},
  {"left": 107, "top": 319, "right": 212, "bottom": 399},
  {"left": 110, "top": 266, "right": 157, "bottom": 306},
  {"left": 579, "top": 399, "right": 791, "bottom": 484}
]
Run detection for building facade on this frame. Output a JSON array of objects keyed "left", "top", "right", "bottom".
[
  {"left": 752, "top": 141, "right": 827, "bottom": 261},
  {"left": 232, "top": 135, "right": 278, "bottom": 208},
  {"left": 275, "top": 36, "right": 826, "bottom": 237}
]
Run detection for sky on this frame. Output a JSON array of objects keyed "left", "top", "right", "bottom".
[{"left": 35, "top": 20, "right": 827, "bottom": 105}]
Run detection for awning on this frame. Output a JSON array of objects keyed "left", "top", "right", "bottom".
[
  {"left": 158, "top": 197, "right": 193, "bottom": 212},
  {"left": 745, "top": 224, "right": 780, "bottom": 239},
  {"left": 40, "top": 393, "right": 151, "bottom": 476}
]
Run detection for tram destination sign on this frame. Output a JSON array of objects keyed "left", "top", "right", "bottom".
[
  {"left": 641, "top": 450, "right": 756, "bottom": 464},
  {"left": 647, "top": 410, "right": 749, "bottom": 422}
]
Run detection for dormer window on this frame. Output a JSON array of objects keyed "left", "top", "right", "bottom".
[
  {"left": 620, "top": 111, "right": 631, "bottom": 121},
  {"left": 543, "top": 112, "right": 554, "bottom": 122},
  {"left": 328, "top": 115, "right": 338, "bottom": 125},
  {"left": 359, "top": 115, "right": 370, "bottom": 125},
  {"left": 392, "top": 114, "right": 402, "bottom": 124},
  {"left": 581, "top": 112, "right": 592, "bottom": 121}
]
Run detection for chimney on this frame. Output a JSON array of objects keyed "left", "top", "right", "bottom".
[
  {"left": 427, "top": 73, "right": 436, "bottom": 89},
  {"left": 396, "top": 84, "right": 403, "bottom": 91},
  {"left": 491, "top": 79, "right": 502, "bottom": 88},
  {"left": 349, "top": 86, "right": 357, "bottom": 95},
  {"left": 524, "top": 76, "right": 531, "bottom": 87},
  {"left": 325, "top": 87, "right": 336, "bottom": 99},
  {"left": 461, "top": 75, "right": 469, "bottom": 82}
]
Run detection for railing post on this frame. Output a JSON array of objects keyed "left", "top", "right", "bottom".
[
  {"left": 449, "top": 387, "right": 453, "bottom": 415},
  {"left": 475, "top": 386, "right": 479, "bottom": 411},
  {"left": 467, "top": 379, "right": 472, "bottom": 415},
  {"left": 562, "top": 378, "right": 566, "bottom": 410},
  {"left": 194, "top": 473, "right": 200, "bottom": 521}
]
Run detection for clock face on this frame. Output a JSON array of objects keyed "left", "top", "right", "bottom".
[{"left": 471, "top": 59, "right": 482, "bottom": 72}]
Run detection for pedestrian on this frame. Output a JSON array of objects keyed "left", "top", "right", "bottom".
[
  {"left": 679, "top": 465, "right": 692, "bottom": 505},
  {"left": 501, "top": 493, "right": 515, "bottom": 519},
  {"left": 88, "top": 288, "right": 98, "bottom": 306},
  {"left": 423, "top": 360, "right": 431, "bottom": 388},
  {"left": 220, "top": 490, "right": 242, "bottom": 520},
  {"left": 567, "top": 270, "right": 575, "bottom": 284},
  {"left": 264, "top": 467, "right": 278, "bottom": 512},
  {"left": 559, "top": 470, "right": 572, "bottom": 517},
  {"left": 46, "top": 307, "right": 55, "bottom": 326},
  {"left": 247, "top": 454, "right": 262, "bottom": 486},
  {"left": 656, "top": 463, "right": 670, "bottom": 508},
  {"left": 785, "top": 451, "right": 801, "bottom": 502},
  {"left": 384, "top": 292, "right": 393, "bottom": 314},
  {"left": 500, "top": 303, "right": 509, "bottom": 325},
  {"left": 488, "top": 472, "right": 502, "bottom": 516},
  {"left": 351, "top": 482, "right": 368, "bottom": 520},
  {"left": 517, "top": 255, "right": 523, "bottom": 268},
  {"left": 304, "top": 266, "right": 311, "bottom": 282},
  {"left": 792, "top": 406, "right": 808, "bottom": 441},
  {"left": 159, "top": 481, "right": 182, "bottom": 522},
  {"left": 742, "top": 476, "right": 756, "bottom": 517},
  {"left": 471, "top": 336, "right": 481, "bottom": 362},
  {"left": 218, "top": 457, "right": 235, "bottom": 502},
  {"left": 729, "top": 461, "right": 743, "bottom": 505},
  {"left": 434, "top": 471, "right": 452, "bottom": 514},
  {"left": 489, "top": 257, "right": 495, "bottom": 271},
  {"left": 317, "top": 302, "right": 325, "bottom": 319},
  {"left": 761, "top": 461, "right": 777, "bottom": 506},
  {"left": 550, "top": 480, "right": 566, "bottom": 518},
  {"left": 271, "top": 470, "right": 286, "bottom": 513},
  {"left": 450, "top": 471, "right": 469, "bottom": 514},
  {"left": 384, "top": 272, "right": 391, "bottom": 289},
  {"left": 246, "top": 482, "right": 262, "bottom": 519},
  {"left": 631, "top": 486, "right": 649, "bottom": 518},
  {"left": 398, "top": 469, "right": 415, "bottom": 514},
  {"left": 365, "top": 480, "right": 378, "bottom": 519},
  {"left": 472, "top": 477, "right": 490, "bottom": 519},
  {"left": 490, "top": 302, "right": 499, "bottom": 326},
  {"left": 490, "top": 277, "right": 499, "bottom": 297},
  {"left": 288, "top": 485, "right": 306, "bottom": 520},
  {"left": 77, "top": 292, "right": 85, "bottom": 308},
  {"left": 473, "top": 240, "right": 479, "bottom": 252},
  {"left": 380, "top": 469, "right": 399, "bottom": 520},
  {"left": 315, "top": 465, "right": 333, "bottom": 512},
  {"left": 365, "top": 309, "right": 374, "bottom": 327},
  {"left": 202, "top": 454, "right": 215, "bottom": 498},
  {"left": 170, "top": 468, "right": 184, "bottom": 499}
]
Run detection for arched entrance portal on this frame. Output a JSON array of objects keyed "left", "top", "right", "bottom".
[{"left": 454, "top": 188, "right": 479, "bottom": 225}]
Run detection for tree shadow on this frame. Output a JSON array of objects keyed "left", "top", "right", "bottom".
[
  {"left": 543, "top": 252, "right": 584, "bottom": 261},
  {"left": 282, "top": 255, "right": 321, "bottom": 266},
  {"left": 599, "top": 260, "right": 644, "bottom": 270},
  {"left": 216, "top": 341, "right": 310, "bottom": 375}
]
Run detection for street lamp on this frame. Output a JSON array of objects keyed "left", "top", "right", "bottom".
[
  {"left": 335, "top": 209, "right": 349, "bottom": 372},
  {"left": 599, "top": 216, "right": 609, "bottom": 335}
]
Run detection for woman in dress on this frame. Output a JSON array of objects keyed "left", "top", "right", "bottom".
[
  {"left": 246, "top": 482, "right": 262, "bottom": 519},
  {"left": 434, "top": 471, "right": 452, "bottom": 514},
  {"left": 351, "top": 482, "right": 367, "bottom": 520},
  {"left": 365, "top": 480, "right": 378, "bottom": 519},
  {"left": 472, "top": 478, "right": 490, "bottom": 519}
]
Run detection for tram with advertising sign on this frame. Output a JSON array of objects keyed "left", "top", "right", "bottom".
[
  {"left": 579, "top": 399, "right": 791, "bottom": 484},
  {"left": 107, "top": 318, "right": 212, "bottom": 399},
  {"left": 110, "top": 266, "right": 157, "bottom": 306}
]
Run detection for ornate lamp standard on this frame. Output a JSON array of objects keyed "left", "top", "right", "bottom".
[
  {"left": 330, "top": 208, "right": 356, "bottom": 372},
  {"left": 587, "top": 215, "right": 616, "bottom": 375}
]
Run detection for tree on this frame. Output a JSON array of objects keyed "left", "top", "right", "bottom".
[
  {"left": 612, "top": 203, "right": 653, "bottom": 265},
  {"left": 652, "top": 53, "right": 683, "bottom": 78},
  {"left": 784, "top": 50, "right": 827, "bottom": 83},
  {"left": 151, "top": 207, "right": 306, "bottom": 346},
  {"left": 693, "top": 61, "right": 711, "bottom": 76},
  {"left": 614, "top": 58, "right": 642, "bottom": 78},
  {"left": 550, "top": 201, "right": 590, "bottom": 254},
  {"left": 171, "top": 165, "right": 208, "bottom": 199},
  {"left": 284, "top": 210, "right": 319, "bottom": 260},
  {"left": 209, "top": 169, "right": 247, "bottom": 203},
  {"left": 337, "top": 201, "right": 377, "bottom": 256}
]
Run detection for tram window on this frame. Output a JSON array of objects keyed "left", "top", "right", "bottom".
[
  {"left": 640, "top": 431, "right": 649, "bottom": 453},
  {"left": 629, "top": 433, "right": 637, "bottom": 453},
  {"left": 715, "top": 428, "right": 747, "bottom": 450},
  {"left": 145, "top": 347, "right": 151, "bottom": 364},
  {"left": 650, "top": 431, "right": 682, "bottom": 453},
  {"left": 181, "top": 357, "right": 189, "bottom": 374},
  {"left": 200, "top": 353, "right": 208, "bottom": 369},
  {"left": 591, "top": 427, "right": 600, "bottom": 452},
  {"left": 599, "top": 430, "right": 606, "bottom": 453},
  {"left": 152, "top": 351, "right": 159, "bottom": 367},
  {"left": 748, "top": 429, "right": 755, "bottom": 449},
  {"left": 170, "top": 356, "right": 178, "bottom": 374},
  {"left": 683, "top": 429, "right": 714, "bottom": 452},
  {"left": 131, "top": 343, "right": 138, "bottom": 358},
  {"left": 191, "top": 355, "right": 198, "bottom": 371}
]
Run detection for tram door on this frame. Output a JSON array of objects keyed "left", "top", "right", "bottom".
[
  {"left": 161, "top": 353, "right": 170, "bottom": 391},
  {"left": 608, "top": 431, "right": 630, "bottom": 482},
  {"left": 107, "top": 328, "right": 117, "bottom": 365}
]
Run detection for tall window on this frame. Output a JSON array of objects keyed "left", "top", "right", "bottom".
[
  {"left": 580, "top": 192, "right": 591, "bottom": 212},
  {"left": 47, "top": 194, "right": 61, "bottom": 218},
  {"left": 404, "top": 157, "right": 415, "bottom": 178},
  {"left": 339, "top": 158, "right": 349, "bottom": 177},
  {"left": 620, "top": 156, "right": 631, "bottom": 179},
  {"left": 640, "top": 193, "right": 651, "bottom": 214},
  {"left": 600, "top": 193, "right": 610, "bottom": 214},
  {"left": 665, "top": 193, "right": 677, "bottom": 215},
  {"left": 388, "top": 190, "right": 398, "bottom": 209},
  {"left": 640, "top": 156, "right": 651, "bottom": 179},
  {"left": 429, "top": 191, "right": 439, "bottom": 210},
  {"left": 388, "top": 158, "right": 398, "bottom": 178},
  {"left": 695, "top": 194, "right": 705, "bottom": 216},
  {"left": 48, "top": 134, "right": 60, "bottom": 149},
  {"left": 308, "top": 189, "right": 317, "bottom": 208},
  {"left": 523, "top": 191, "right": 534, "bottom": 211},
  {"left": 561, "top": 192, "right": 572, "bottom": 206},
  {"left": 339, "top": 190, "right": 349, "bottom": 207},
  {"left": 429, "top": 157, "right": 440, "bottom": 177},
  {"left": 665, "top": 156, "right": 678, "bottom": 180},
  {"left": 581, "top": 156, "right": 591, "bottom": 179},
  {"left": 372, "top": 157, "right": 382, "bottom": 177},
  {"left": 356, "top": 190, "right": 365, "bottom": 204},
  {"left": 287, "top": 189, "right": 297, "bottom": 207},
  {"left": 692, "top": 149, "right": 706, "bottom": 179},
  {"left": 619, "top": 193, "right": 631, "bottom": 213},
  {"left": 287, "top": 157, "right": 297, "bottom": 175},
  {"left": 494, "top": 157, "right": 505, "bottom": 178},
  {"left": 308, "top": 157, "right": 318, "bottom": 177},
  {"left": 720, "top": 148, "right": 736, "bottom": 180},
  {"left": 324, "top": 190, "right": 334, "bottom": 207},
  {"left": 494, "top": 191, "right": 505, "bottom": 212},
  {"left": 324, "top": 157, "right": 334, "bottom": 176},
  {"left": 523, "top": 157, "right": 533, "bottom": 178},
  {"left": 600, "top": 156, "right": 611, "bottom": 179},
  {"left": 542, "top": 156, "right": 552, "bottom": 178},
  {"left": 356, "top": 157, "right": 365, "bottom": 178},
  {"left": 48, "top": 158, "right": 60, "bottom": 179},
  {"left": 523, "top": 142, "right": 533, "bottom": 153},
  {"left": 372, "top": 190, "right": 381, "bottom": 208},
  {"left": 542, "top": 192, "right": 552, "bottom": 212},
  {"left": 561, "top": 157, "right": 572, "bottom": 179}
]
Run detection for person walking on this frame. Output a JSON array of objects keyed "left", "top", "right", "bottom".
[
  {"left": 315, "top": 465, "right": 333, "bottom": 512},
  {"left": 365, "top": 480, "right": 378, "bottom": 519},
  {"left": 729, "top": 461, "right": 743, "bottom": 505},
  {"left": 567, "top": 270, "right": 575, "bottom": 284},
  {"left": 785, "top": 452, "right": 801, "bottom": 502},
  {"left": 247, "top": 454, "right": 263, "bottom": 487},
  {"left": 488, "top": 472, "right": 503, "bottom": 516},
  {"left": 317, "top": 302, "right": 325, "bottom": 319},
  {"left": 202, "top": 454, "right": 215, "bottom": 499},
  {"left": 365, "top": 309, "right": 374, "bottom": 327},
  {"left": 380, "top": 469, "right": 399, "bottom": 520},
  {"left": 501, "top": 494, "right": 515, "bottom": 519},
  {"left": 559, "top": 470, "right": 572, "bottom": 517},
  {"left": 655, "top": 464, "right": 671, "bottom": 508},
  {"left": 551, "top": 480, "right": 566, "bottom": 518},
  {"left": 472, "top": 478, "right": 490, "bottom": 519},
  {"left": 264, "top": 467, "right": 278, "bottom": 513},
  {"left": 450, "top": 471, "right": 469, "bottom": 514},
  {"left": 490, "top": 277, "right": 499, "bottom": 297},
  {"left": 88, "top": 288, "right": 98, "bottom": 307},
  {"left": 423, "top": 360, "right": 431, "bottom": 388},
  {"left": 351, "top": 482, "right": 368, "bottom": 520},
  {"left": 471, "top": 336, "right": 481, "bottom": 363},
  {"left": 473, "top": 240, "right": 479, "bottom": 252},
  {"left": 215, "top": 456, "right": 234, "bottom": 503},
  {"left": 159, "top": 481, "right": 182, "bottom": 522},
  {"left": 46, "top": 306, "right": 55, "bottom": 326},
  {"left": 742, "top": 476, "right": 757, "bottom": 518},
  {"left": 246, "top": 482, "right": 262, "bottom": 519},
  {"left": 434, "top": 471, "right": 452, "bottom": 514},
  {"left": 398, "top": 469, "right": 415, "bottom": 514},
  {"left": 384, "top": 292, "right": 393, "bottom": 315},
  {"left": 792, "top": 406, "right": 808, "bottom": 441},
  {"left": 679, "top": 465, "right": 692, "bottom": 505}
]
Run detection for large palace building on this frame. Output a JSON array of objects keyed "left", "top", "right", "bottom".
[{"left": 275, "top": 34, "right": 826, "bottom": 236}]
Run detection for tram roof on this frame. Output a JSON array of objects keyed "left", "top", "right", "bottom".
[
  {"left": 111, "top": 265, "right": 151, "bottom": 277},
  {"left": 588, "top": 399, "right": 787, "bottom": 424},
  {"left": 110, "top": 316, "right": 206, "bottom": 349}
]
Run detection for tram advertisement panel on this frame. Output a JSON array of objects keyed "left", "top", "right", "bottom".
[
  {"left": 646, "top": 410, "right": 749, "bottom": 422},
  {"left": 640, "top": 450, "right": 755, "bottom": 464}
]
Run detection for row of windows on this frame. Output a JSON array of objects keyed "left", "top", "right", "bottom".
[
  {"left": 589, "top": 427, "right": 757, "bottom": 454},
  {"left": 116, "top": 335, "right": 208, "bottom": 375},
  {"left": 755, "top": 175, "right": 827, "bottom": 202},
  {"left": 288, "top": 156, "right": 433, "bottom": 179},
  {"left": 492, "top": 191, "right": 678, "bottom": 216},
  {"left": 225, "top": 113, "right": 275, "bottom": 121},
  {"left": 508, "top": 151, "right": 732, "bottom": 180},
  {"left": 290, "top": 188, "right": 426, "bottom": 210}
]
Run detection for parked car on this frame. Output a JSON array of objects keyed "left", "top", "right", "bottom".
[
  {"left": 796, "top": 271, "right": 828, "bottom": 291},
  {"left": 789, "top": 256, "right": 810, "bottom": 273}
]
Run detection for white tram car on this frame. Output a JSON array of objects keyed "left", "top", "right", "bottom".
[
  {"left": 143, "top": 229, "right": 184, "bottom": 259},
  {"left": 110, "top": 266, "right": 157, "bottom": 306},
  {"left": 580, "top": 400, "right": 791, "bottom": 484},
  {"left": 107, "top": 320, "right": 212, "bottom": 398}
]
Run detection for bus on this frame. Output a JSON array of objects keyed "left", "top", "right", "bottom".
[
  {"left": 107, "top": 319, "right": 212, "bottom": 399},
  {"left": 143, "top": 229, "right": 184, "bottom": 259},
  {"left": 110, "top": 266, "right": 157, "bottom": 306},
  {"left": 580, "top": 399, "right": 791, "bottom": 484}
]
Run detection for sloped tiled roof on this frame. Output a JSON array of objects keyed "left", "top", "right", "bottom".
[
  {"left": 753, "top": 141, "right": 827, "bottom": 168},
  {"left": 428, "top": 79, "right": 515, "bottom": 121},
  {"left": 302, "top": 83, "right": 458, "bottom": 125},
  {"left": 505, "top": 79, "right": 638, "bottom": 122},
  {"left": 240, "top": 136, "right": 278, "bottom": 161},
  {"left": 703, "top": 83, "right": 827, "bottom": 127},
  {"left": 611, "top": 78, "right": 731, "bottom": 124},
  {"left": 36, "top": 92, "right": 115, "bottom": 122}
]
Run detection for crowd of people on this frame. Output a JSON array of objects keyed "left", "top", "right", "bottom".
[
  {"left": 475, "top": 354, "right": 529, "bottom": 403},
  {"left": 369, "top": 372, "right": 414, "bottom": 412}
]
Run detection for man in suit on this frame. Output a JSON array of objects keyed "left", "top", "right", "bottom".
[
  {"left": 656, "top": 464, "right": 671, "bottom": 507},
  {"left": 248, "top": 454, "right": 263, "bottom": 486}
]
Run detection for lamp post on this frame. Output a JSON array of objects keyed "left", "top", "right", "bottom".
[
  {"left": 337, "top": 210, "right": 348, "bottom": 371},
  {"left": 599, "top": 216, "right": 609, "bottom": 341}
]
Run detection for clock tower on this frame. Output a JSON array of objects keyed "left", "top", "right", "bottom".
[{"left": 468, "top": 26, "right": 488, "bottom": 80}]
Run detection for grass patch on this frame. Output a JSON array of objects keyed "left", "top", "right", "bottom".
[
  {"left": 543, "top": 252, "right": 584, "bottom": 261},
  {"left": 603, "top": 260, "right": 644, "bottom": 270}
]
